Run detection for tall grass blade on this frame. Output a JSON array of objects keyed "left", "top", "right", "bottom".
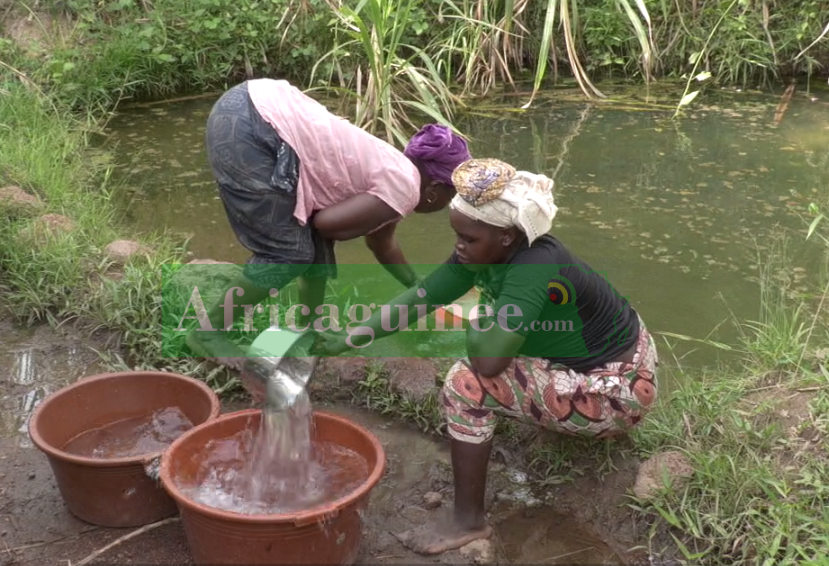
[
  {"left": 523, "top": 0, "right": 558, "bottom": 109},
  {"left": 617, "top": 0, "right": 656, "bottom": 81}
]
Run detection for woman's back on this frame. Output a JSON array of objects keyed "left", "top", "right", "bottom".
[
  {"left": 247, "top": 79, "right": 421, "bottom": 226},
  {"left": 485, "top": 234, "right": 640, "bottom": 371}
]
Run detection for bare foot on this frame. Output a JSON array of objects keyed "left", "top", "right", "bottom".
[{"left": 394, "top": 514, "right": 493, "bottom": 555}]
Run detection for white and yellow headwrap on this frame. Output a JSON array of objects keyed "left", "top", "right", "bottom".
[{"left": 449, "top": 158, "right": 558, "bottom": 244}]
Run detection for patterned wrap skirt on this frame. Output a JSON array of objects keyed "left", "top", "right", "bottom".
[{"left": 440, "top": 315, "right": 659, "bottom": 444}]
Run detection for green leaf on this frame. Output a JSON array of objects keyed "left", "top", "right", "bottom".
[
  {"left": 523, "top": 0, "right": 558, "bottom": 108},
  {"left": 678, "top": 90, "right": 700, "bottom": 107},
  {"left": 806, "top": 214, "right": 824, "bottom": 240}
]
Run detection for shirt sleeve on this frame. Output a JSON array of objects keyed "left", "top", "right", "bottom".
[
  {"left": 491, "top": 259, "right": 552, "bottom": 337},
  {"left": 365, "top": 153, "right": 421, "bottom": 217},
  {"left": 365, "top": 218, "right": 399, "bottom": 236}
]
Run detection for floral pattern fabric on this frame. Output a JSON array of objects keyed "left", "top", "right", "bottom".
[{"left": 441, "top": 317, "right": 659, "bottom": 443}]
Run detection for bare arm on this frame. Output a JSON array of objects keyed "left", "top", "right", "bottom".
[
  {"left": 312, "top": 193, "right": 401, "bottom": 241},
  {"left": 364, "top": 221, "right": 419, "bottom": 288},
  {"left": 335, "top": 292, "right": 525, "bottom": 369},
  {"left": 466, "top": 317, "right": 526, "bottom": 377},
  {"left": 314, "top": 264, "right": 476, "bottom": 355}
]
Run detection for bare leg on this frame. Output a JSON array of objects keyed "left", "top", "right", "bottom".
[
  {"left": 186, "top": 274, "right": 272, "bottom": 372},
  {"left": 394, "top": 437, "right": 494, "bottom": 555},
  {"left": 297, "top": 275, "right": 327, "bottom": 328}
]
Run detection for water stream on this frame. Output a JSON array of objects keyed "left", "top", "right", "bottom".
[
  {"left": 104, "top": 84, "right": 829, "bottom": 374},
  {"left": 179, "top": 395, "right": 369, "bottom": 516}
]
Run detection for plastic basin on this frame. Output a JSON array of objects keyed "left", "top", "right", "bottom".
[
  {"left": 28, "top": 371, "right": 221, "bottom": 527},
  {"left": 159, "top": 409, "right": 387, "bottom": 565}
]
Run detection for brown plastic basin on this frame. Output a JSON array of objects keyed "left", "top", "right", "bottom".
[
  {"left": 28, "top": 371, "right": 221, "bottom": 528},
  {"left": 159, "top": 409, "right": 387, "bottom": 565}
]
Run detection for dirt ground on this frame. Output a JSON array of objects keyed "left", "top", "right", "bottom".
[{"left": 0, "top": 320, "right": 662, "bottom": 565}]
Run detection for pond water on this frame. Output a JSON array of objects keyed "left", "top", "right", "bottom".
[{"left": 103, "top": 83, "right": 829, "bottom": 372}]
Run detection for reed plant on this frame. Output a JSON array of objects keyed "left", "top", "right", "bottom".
[
  {"left": 422, "top": 0, "right": 656, "bottom": 103},
  {"left": 6, "top": 0, "right": 829, "bottom": 120},
  {"left": 309, "top": 0, "right": 463, "bottom": 145}
]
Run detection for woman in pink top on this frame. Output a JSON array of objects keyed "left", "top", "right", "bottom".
[{"left": 186, "top": 79, "right": 472, "bottom": 372}]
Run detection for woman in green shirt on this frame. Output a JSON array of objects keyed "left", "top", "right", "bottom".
[{"left": 317, "top": 158, "right": 659, "bottom": 555}]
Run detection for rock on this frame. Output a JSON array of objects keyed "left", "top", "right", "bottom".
[
  {"left": 0, "top": 185, "right": 40, "bottom": 215},
  {"left": 383, "top": 357, "right": 440, "bottom": 402},
  {"left": 103, "top": 239, "right": 151, "bottom": 263},
  {"left": 459, "top": 539, "right": 494, "bottom": 564},
  {"left": 34, "top": 213, "right": 74, "bottom": 232},
  {"left": 422, "top": 491, "right": 443, "bottom": 509},
  {"left": 633, "top": 450, "right": 694, "bottom": 501},
  {"left": 17, "top": 213, "right": 75, "bottom": 245}
]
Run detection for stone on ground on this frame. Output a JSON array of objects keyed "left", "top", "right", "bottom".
[
  {"left": 459, "top": 539, "right": 494, "bottom": 565},
  {"left": 422, "top": 491, "right": 443, "bottom": 509},
  {"left": 633, "top": 450, "right": 694, "bottom": 500},
  {"left": 104, "top": 239, "right": 151, "bottom": 263},
  {"left": 17, "top": 213, "right": 75, "bottom": 245},
  {"left": 0, "top": 185, "right": 41, "bottom": 215}
]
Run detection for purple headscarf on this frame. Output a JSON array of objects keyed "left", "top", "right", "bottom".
[{"left": 403, "top": 124, "right": 472, "bottom": 187}]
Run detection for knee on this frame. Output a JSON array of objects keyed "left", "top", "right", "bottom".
[
  {"left": 442, "top": 360, "right": 486, "bottom": 409},
  {"left": 441, "top": 360, "right": 467, "bottom": 396}
]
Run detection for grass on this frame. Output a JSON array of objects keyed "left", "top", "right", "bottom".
[
  {"left": 351, "top": 360, "right": 447, "bottom": 436},
  {"left": 0, "top": 78, "right": 221, "bottom": 380},
  {"left": 626, "top": 361, "right": 829, "bottom": 564}
]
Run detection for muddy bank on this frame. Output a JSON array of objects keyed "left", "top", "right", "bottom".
[
  {"left": 0, "top": 320, "right": 676, "bottom": 565},
  {"left": 0, "top": 410, "right": 637, "bottom": 566}
]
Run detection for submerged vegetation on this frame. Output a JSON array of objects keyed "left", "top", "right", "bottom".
[{"left": 2, "top": 0, "right": 829, "bottom": 564}]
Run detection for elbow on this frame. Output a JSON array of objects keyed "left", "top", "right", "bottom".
[{"left": 469, "top": 357, "right": 509, "bottom": 378}]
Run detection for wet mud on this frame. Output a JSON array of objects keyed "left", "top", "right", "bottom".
[{"left": 0, "top": 320, "right": 652, "bottom": 565}]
